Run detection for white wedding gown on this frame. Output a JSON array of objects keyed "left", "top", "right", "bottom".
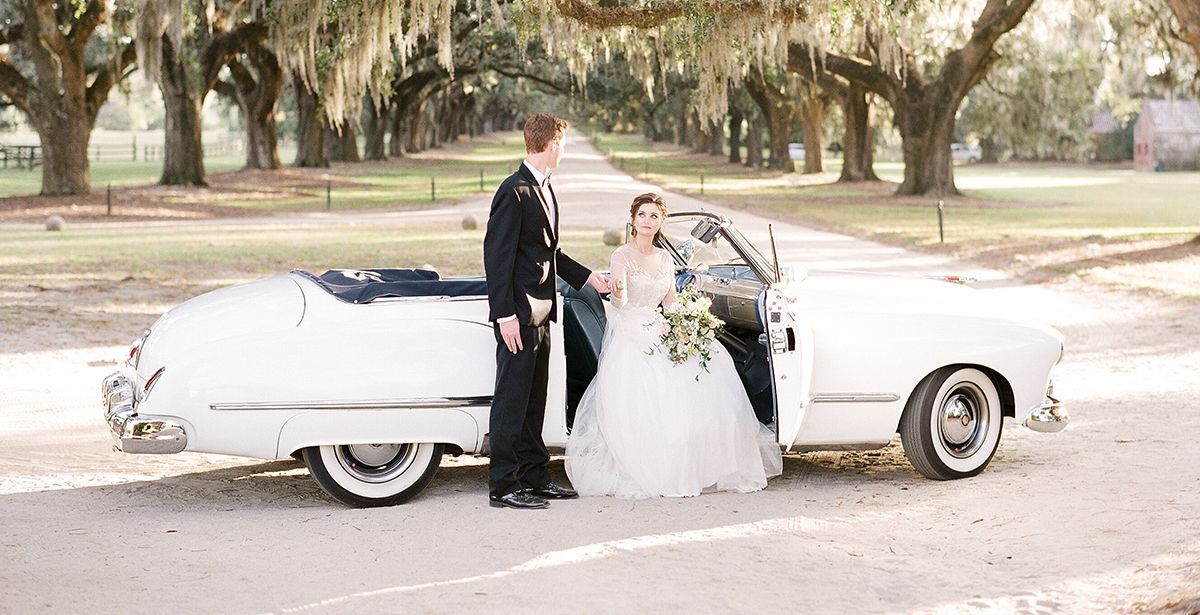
[{"left": 565, "top": 246, "right": 783, "bottom": 498}]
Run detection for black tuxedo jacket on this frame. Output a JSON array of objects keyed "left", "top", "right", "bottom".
[{"left": 483, "top": 163, "right": 591, "bottom": 326}]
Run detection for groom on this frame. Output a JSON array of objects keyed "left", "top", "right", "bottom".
[{"left": 483, "top": 113, "right": 610, "bottom": 510}]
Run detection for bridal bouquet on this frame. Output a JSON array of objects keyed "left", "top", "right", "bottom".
[{"left": 655, "top": 288, "right": 725, "bottom": 379}]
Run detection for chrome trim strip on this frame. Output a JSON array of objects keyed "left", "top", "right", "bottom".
[
  {"left": 209, "top": 396, "right": 494, "bottom": 411},
  {"left": 811, "top": 393, "right": 901, "bottom": 403}
]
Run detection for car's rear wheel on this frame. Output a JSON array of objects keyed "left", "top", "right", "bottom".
[
  {"left": 899, "top": 367, "right": 1003, "bottom": 480},
  {"left": 303, "top": 442, "right": 444, "bottom": 507}
]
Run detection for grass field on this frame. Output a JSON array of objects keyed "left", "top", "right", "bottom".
[
  {"left": 596, "top": 133, "right": 1200, "bottom": 248},
  {"left": 597, "top": 133, "right": 1200, "bottom": 298},
  {"left": 0, "top": 133, "right": 529, "bottom": 212},
  {"left": 0, "top": 220, "right": 615, "bottom": 352}
]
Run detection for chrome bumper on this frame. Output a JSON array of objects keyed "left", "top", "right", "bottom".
[
  {"left": 1023, "top": 395, "right": 1068, "bottom": 433},
  {"left": 101, "top": 371, "right": 188, "bottom": 454}
]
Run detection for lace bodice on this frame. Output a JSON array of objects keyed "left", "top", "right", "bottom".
[{"left": 611, "top": 245, "right": 674, "bottom": 311}]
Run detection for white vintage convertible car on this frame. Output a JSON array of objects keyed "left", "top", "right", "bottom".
[{"left": 101, "top": 212, "right": 1067, "bottom": 507}]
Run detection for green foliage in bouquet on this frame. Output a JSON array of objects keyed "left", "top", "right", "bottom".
[{"left": 655, "top": 287, "right": 726, "bottom": 380}]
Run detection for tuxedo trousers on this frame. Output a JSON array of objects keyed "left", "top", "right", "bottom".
[{"left": 489, "top": 323, "right": 552, "bottom": 497}]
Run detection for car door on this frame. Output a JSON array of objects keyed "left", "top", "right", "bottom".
[{"left": 758, "top": 280, "right": 814, "bottom": 452}]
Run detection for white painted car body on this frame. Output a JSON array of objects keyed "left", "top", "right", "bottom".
[{"left": 103, "top": 213, "right": 1067, "bottom": 502}]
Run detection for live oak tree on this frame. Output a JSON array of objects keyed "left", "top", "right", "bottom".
[
  {"left": 788, "top": 0, "right": 1037, "bottom": 196},
  {"left": 136, "top": 0, "right": 268, "bottom": 185},
  {"left": 0, "top": 1, "right": 136, "bottom": 196},
  {"left": 213, "top": 39, "right": 284, "bottom": 169},
  {"left": 1163, "top": 0, "right": 1200, "bottom": 66}
]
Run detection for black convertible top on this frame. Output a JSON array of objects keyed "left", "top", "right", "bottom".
[{"left": 294, "top": 268, "right": 489, "bottom": 304}]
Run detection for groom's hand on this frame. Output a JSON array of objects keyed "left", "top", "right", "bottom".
[
  {"left": 499, "top": 318, "right": 523, "bottom": 354},
  {"left": 587, "top": 272, "right": 611, "bottom": 293}
]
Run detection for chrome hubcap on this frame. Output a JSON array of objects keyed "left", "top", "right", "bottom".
[
  {"left": 938, "top": 383, "right": 989, "bottom": 459},
  {"left": 335, "top": 443, "right": 417, "bottom": 483}
]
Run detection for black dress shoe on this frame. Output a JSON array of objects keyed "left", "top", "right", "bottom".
[
  {"left": 526, "top": 482, "right": 578, "bottom": 499},
  {"left": 489, "top": 491, "right": 549, "bottom": 509}
]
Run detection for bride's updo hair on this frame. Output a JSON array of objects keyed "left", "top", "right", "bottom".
[{"left": 629, "top": 192, "right": 668, "bottom": 246}]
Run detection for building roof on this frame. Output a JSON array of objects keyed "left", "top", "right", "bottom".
[{"left": 1140, "top": 99, "right": 1200, "bottom": 134}]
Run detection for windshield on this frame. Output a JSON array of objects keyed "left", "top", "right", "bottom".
[
  {"left": 660, "top": 215, "right": 777, "bottom": 282},
  {"left": 661, "top": 216, "right": 745, "bottom": 269}
]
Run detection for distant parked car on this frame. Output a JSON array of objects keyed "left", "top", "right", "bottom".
[
  {"left": 951, "top": 143, "right": 982, "bottom": 163},
  {"left": 788, "top": 142, "right": 806, "bottom": 160}
]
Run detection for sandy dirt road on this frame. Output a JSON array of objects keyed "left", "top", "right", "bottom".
[{"left": 1, "top": 140, "right": 1198, "bottom": 614}]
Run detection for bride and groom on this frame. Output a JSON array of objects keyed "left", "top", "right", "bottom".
[{"left": 482, "top": 113, "right": 781, "bottom": 510}]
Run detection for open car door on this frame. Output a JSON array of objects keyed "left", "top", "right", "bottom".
[{"left": 759, "top": 282, "right": 814, "bottom": 452}]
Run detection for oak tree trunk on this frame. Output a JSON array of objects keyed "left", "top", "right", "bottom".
[
  {"left": 838, "top": 84, "right": 879, "bottom": 182},
  {"left": 707, "top": 118, "right": 724, "bottom": 156},
  {"left": 744, "top": 118, "right": 763, "bottom": 168},
  {"left": 389, "top": 104, "right": 407, "bottom": 157},
  {"left": 37, "top": 121, "right": 92, "bottom": 195},
  {"left": 745, "top": 71, "right": 795, "bottom": 172},
  {"left": 237, "top": 47, "right": 283, "bottom": 170},
  {"left": 800, "top": 94, "right": 825, "bottom": 174},
  {"left": 292, "top": 73, "right": 328, "bottom": 168},
  {"left": 894, "top": 93, "right": 959, "bottom": 196},
  {"left": 326, "top": 121, "right": 360, "bottom": 162},
  {"left": 364, "top": 99, "right": 389, "bottom": 161},
  {"left": 728, "top": 107, "right": 743, "bottom": 164},
  {"left": 158, "top": 35, "right": 206, "bottom": 186}
]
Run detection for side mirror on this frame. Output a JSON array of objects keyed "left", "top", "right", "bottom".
[{"left": 690, "top": 220, "right": 720, "bottom": 244}]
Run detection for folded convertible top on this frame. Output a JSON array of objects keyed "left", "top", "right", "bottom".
[{"left": 294, "top": 268, "right": 489, "bottom": 304}]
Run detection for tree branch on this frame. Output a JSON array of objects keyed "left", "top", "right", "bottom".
[
  {"left": 85, "top": 41, "right": 137, "bottom": 120},
  {"left": 489, "top": 65, "right": 572, "bottom": 95},
  {"left": 69, "top": 0, "right": 110, "bottom": 52},
  {"left": 30, "top": 1, "right": 70, "bottom": 58},
  {"left": 554, "top": 0, "right": 807, "bottom": 28},
  {"left": 787, "top": 43, "right": 898, "bottom": 102},
  {"left": 0, "top": 22, "right": 24, "bottom": 46},
  {"left": 200, "top": 21, "right": 268, "bottom": 93},
  {"left": 0, "top": 57, "right": 33, "bottom": 116}
]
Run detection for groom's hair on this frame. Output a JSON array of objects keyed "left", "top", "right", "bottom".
[{"left": 524, "top": 113, "right": 569, "bottom": 154}]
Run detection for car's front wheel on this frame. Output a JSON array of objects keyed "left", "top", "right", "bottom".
[
  {"left": 303, "top": 442, "right": 444, "bottom": 507},
  {"left": 899, "top": 367, "right": 1003, "bottom": 480}
]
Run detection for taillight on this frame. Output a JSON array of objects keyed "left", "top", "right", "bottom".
[
  {"left": 127, "top": 329, "right": 149, "bottom": 368},
  {"left": 143, "top": 367, "right": 166, "bottom": 398}
]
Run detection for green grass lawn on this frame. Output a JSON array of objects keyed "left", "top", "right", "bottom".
[
  {"left": 0, "top": 134, "right": 531, "bottom": 211},
  {"left": 0, "top": 222, "right": 613, "bottom": 282},
  {"left": 596, "top": 133, "right": 1200, "bottom": 250}
]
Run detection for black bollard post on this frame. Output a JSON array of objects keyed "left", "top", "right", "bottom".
[
  {"left": 106, "top": 183, "right": 112, "bottom": 216},
  {"left": 480, "top": 168, "right": 484, "bottom": 191},
  {"left": 700, "top": 174, "right": 705, "bottom": 195},
  {"left": 326, "top": 181, "right": 332, "bottom": 210},
  {"left": 431, "top": 176, "right": 436, "bottom": 201},
  {"left": 936, "top": 198, "right": 945, "bottom": 243}
]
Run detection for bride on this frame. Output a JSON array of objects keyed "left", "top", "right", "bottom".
[{"left": 565, "top": 193, "right": 783, "bottom": 498}]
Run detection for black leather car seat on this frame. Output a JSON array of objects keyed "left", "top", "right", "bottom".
[{"left": 557, "top": 278, "right": 607, "bottom": 427}]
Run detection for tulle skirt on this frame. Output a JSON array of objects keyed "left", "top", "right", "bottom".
[{"left": 565, "top": 305, "right": 783, "bottom": 498}]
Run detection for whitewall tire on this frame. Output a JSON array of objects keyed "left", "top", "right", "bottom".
[
  {"left": 900, "top": 367, "right": 1004, "bottom": 480},
  {"left": 304, "top": 442, "right": 444, "bottom": 507}
]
